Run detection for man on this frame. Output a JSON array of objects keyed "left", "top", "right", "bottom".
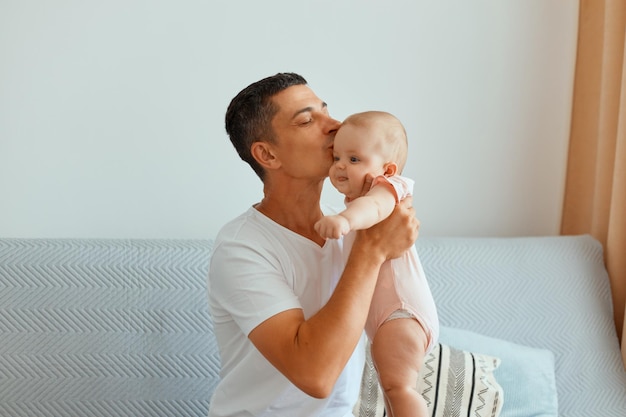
[{"left": 208, "top": 73, "right": 419, "bottom": 416}]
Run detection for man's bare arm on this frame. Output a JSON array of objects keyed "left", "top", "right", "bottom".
[{"left": 248, "top": 197, "right": 418, "bottom": 398}]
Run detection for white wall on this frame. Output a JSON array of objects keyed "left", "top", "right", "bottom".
[{"left": 0, "top": 1, "right": 579, "bottom": 239}]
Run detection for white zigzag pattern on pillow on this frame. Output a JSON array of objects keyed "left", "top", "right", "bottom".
[{"left": 354, "top": 343, "right": 503, "bottom": 417}]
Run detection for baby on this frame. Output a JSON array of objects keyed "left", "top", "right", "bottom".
[{"left": 315, "top": 111, "right": 439, "bottom": 417}]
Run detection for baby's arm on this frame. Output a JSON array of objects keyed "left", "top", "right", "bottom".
[{"left": 315, "top": 183, "right": 397, "bottom": 239}]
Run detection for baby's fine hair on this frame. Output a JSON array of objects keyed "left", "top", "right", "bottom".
[{"left": 342, "top": 111, "right": 409, "bottom": 172}]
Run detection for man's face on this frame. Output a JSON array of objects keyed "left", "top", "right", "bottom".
[{"left": 269, "top": 85, "right": 341, "bottom": 181}]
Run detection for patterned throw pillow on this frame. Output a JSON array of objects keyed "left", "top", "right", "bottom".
[{"left": 354, "top": 343, "right": 503, "bottom": 417}]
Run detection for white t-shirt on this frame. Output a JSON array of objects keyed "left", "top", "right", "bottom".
[{"left": 207, "top": 206, "right": 365, "bottom": 417}]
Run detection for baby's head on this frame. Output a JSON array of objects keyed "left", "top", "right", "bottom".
[
  {"left": 340, "top": 111, "right": 408, "bottom": 171},
  {"left": 329, "top": 111, "right": 408, "bottom": 199}
]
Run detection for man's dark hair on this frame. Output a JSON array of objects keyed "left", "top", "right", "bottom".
[{"left": 225, "top": 72, "right": 307, "bottom": 181}]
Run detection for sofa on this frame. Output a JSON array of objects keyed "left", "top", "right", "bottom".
[{"left": 1, "top": 235, "right": 625, "bottom": 416}]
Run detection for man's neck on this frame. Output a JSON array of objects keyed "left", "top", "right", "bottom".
[{"left": 255, "top": 180, "right": 326, "bottom": 245}]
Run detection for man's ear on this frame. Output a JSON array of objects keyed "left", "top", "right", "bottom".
[
  {"left": 251, "top": 142, "right": 281, "bottom": 170},
  {"left": 383, "top": 162, "right": 398, "bottom": 177}
]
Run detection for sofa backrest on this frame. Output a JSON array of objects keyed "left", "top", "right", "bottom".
[{"left": 0, "top": 239, "right": 218, "bottom": 417}]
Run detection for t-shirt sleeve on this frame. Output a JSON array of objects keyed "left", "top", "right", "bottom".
[
  {"left": 208, "top": 239, "right": 302, "bottom": 336},
  {"left": 371, "top": 175, "right": 414, "bottom": 202}
]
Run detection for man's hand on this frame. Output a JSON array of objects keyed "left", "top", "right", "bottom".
[
  {"left": 354, "top": 196, "right": 419, "bottom": 262},
  {"left": 360, "top": 174, "right": 374, "bottom": 197}
]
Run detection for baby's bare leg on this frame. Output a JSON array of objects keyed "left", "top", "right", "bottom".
[{"left": 370, "top": 317, "right": 429, "bottom": 417}]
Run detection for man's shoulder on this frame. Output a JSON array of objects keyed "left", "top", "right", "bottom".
[
  {"left": 215, "top": 206, "right": 256, "bottom": 239},
  {"left": 213, "top": 206, "right": 297, "bottom": 252},
  {"left": 215, "top": 206, "right": 278, "bottom": 243}
]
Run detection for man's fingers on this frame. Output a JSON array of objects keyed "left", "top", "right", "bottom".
[
  {"left": 360, "top": 174, "right": 374, "bottom": 196},
  {"left": 399, "top": 196, "right": 414, "bottom": 212},
  {"left": 398, "top": 196, "right": 419, "bottom": 234}
]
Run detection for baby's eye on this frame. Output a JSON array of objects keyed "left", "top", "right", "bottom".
[
  {"left": 333, "top": 155, "right": 340, "bottom": 162},
  {"left": 350, "top": 156, "right": 360, "bottom": 163}
]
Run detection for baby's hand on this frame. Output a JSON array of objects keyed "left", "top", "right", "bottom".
[{"left": 314, "top": 215, "right": 351, "bottom": 239}]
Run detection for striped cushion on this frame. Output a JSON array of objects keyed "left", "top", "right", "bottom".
[{"left": 354, "top": 343, "right": 503, "bottom": 417}]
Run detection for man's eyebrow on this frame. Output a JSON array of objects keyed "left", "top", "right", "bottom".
[{"left": 291, "top": 102, "right": 328, "bottom": 119}]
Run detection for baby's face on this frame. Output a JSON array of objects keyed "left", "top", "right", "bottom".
[{"left": 329, "top": 123, "right": 387, "bottom": 200}]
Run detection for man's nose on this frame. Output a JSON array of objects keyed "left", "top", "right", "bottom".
[{"left": 325, "top": 116, "right": 341, "bottom": 135}]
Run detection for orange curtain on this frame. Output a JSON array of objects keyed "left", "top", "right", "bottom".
[{"left": 561, "top": 0, "right": 626, "bottom": 365}]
